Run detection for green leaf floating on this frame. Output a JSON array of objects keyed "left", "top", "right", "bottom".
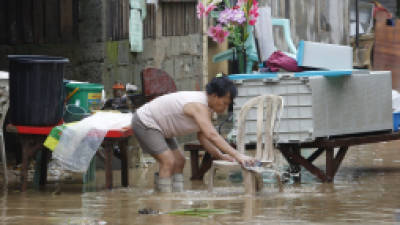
[{"left": 167, "top": 208, "right": 233, "bottom": 217}]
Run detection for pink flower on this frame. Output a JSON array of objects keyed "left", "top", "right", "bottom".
[
  {"left": 197, "top": 2, "right": 216, "bottom": 19},
  {"left": 208, "top": 25, "right": 229, "bottom": 43},
  {"left": 248, "top": 0, "right": 259, "bottom": 24},
  {"left": 196, "top": 2, "right": 205, "bottom": 19},
  {"left": 249, "top": 1, "right": 259, "bottom": 18},
  {"left": 218, "top": 8, "right": 232, "bottom": 24},
  {"left": 218, "top": 8, "right": 246, "bottom": 25},
  {"left": 205, "top": 4, "right": 217, "bottom": 17},
  {"left": 231, "top": 8, "right": 246, "bottom": 24}
]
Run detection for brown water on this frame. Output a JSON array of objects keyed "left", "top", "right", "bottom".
[{"left": 1, "top": 141, "right": 400, "bottom": 224}]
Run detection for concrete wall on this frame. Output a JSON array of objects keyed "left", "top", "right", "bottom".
[{"left": 129, "top": 6, "right": 204, "bottom": 93}]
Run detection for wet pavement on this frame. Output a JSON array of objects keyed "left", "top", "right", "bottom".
[{"left": 1, "top": 140, "right": 400, "bottom": 224}]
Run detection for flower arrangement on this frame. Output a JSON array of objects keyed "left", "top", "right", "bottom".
[{"left": 197, "top": 0, "right": 259, "bottom": 48}]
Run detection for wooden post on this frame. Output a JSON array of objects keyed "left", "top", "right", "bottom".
[
  {"left": 190, "top": 150, "right": 199, "bottom": 180},
  {"left": 202, "top": 0, "right": 208, "bottom": 89},
  {"left": 104, "top": 143, "right": 113, "bottom": 189},
  {"left": 326, "top": 148, "right": 334, "bottom": 182},
  {"left": 120, "top": 139, "right": 129, "bottom": 187}
]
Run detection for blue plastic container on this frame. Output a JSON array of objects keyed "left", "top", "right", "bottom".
[{"left": 393, "top": 112, "right": 400, "bottom": 132}]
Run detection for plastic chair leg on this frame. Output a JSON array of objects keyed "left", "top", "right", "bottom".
[
  {"left": 0, "top": 135, "right": 7, "bottom": 186},
  {"left": 208, "top": 164, "right": 215, "bottom": 192}
]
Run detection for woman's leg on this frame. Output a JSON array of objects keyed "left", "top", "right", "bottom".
[
  {"left": 152, "top": 150, "right": 176, "bottom": 178},
  {"left": 171, "top": 149, "right": 185, "bottom": 174},
  {"left": 170, "top": 149, "right": 185, "bottom": 192}
]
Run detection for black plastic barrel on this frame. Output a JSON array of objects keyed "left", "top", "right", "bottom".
[{"left": 8, "top": 55, "right": 69, "bottom": 126}]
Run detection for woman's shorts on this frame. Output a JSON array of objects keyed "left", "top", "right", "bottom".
[{"left": 131, "top": 113, "right": 179, "bottom": 155}]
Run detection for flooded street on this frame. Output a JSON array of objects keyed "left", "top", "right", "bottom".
[{"left": 1, "top": 140, "right": 400, "bottom": 224}]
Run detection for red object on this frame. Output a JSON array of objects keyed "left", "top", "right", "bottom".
[
  {"left": 141, "top": 68, "right": 177, "bottom": 98},
  {"left": 372, "top": 1, "right": 392, "bottom": 19},
  {"left": 265, "top": 51, "right": 303, "bottom": 72},
  {"left": 9, "top": 124, "right": 133, "bottom": 138},
  {"left": 112, "top": 83, "right": 125, "bottom": 90}
]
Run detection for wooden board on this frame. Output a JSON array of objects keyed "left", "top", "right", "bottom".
[
  {"left": 22, "top": 0, "right": 33, "bottom": 43},
  {"left": 7, "top": 0, "right": 17, "bottom": 44},
  {"left": 143, "top": 4, "right": 156, "bottom": 38},
  {"left": 60, "top": 0, "right": 74, "bottom": 41},
  {"left": 0, "top": 0, "right": 8, "bottom": 44},
  {"left": 33, "top": 0, "right": 44, "bottom": 43},
  {"left": 45, "top": 0, "right": 60, "bottom": 42},
  {"left": 373, "top": 18, "right": 400, "bottom": 91}
]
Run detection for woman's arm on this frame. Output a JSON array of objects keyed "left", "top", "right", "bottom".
[
  {"left": 184, "top": 103, "right": 255, "bottom": 166},
  {"left": 197, "top": 132, "right": 235, "bottom": 161}
]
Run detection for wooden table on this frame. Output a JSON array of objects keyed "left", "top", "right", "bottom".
[
  {"left": 7, "top": 124, "right": 133, "bottom": 192},
  {"left": 185, "top": 131, "right": 400, "bottom": 182}
]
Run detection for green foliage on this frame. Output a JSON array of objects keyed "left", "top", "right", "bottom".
[{"left": 167, "top": 208, "right": 233, "bottom": 217}]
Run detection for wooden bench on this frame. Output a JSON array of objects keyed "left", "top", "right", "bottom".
[
  {"left": 184, "top": 143, "right": 212, "bottom": 180},
  {"left": 184, "top": 131, "right": 400, "bottom": 183},
  {"left": 184, "top": 142, "right": 239, "bottom": 180},
  {"left": 7, "top": 124, "right": 133, "bottom": 191}
]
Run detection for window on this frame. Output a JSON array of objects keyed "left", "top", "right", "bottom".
[
  {"left": 143, "top": 4, "right": 156, "bottom": 39},
  {"left": 106, "top": 0, "right": 130, "bottom": 41},
  {"left": 161, "top": 1, "right": 199, "bottom": 36}
]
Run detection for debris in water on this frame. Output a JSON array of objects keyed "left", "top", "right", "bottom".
[
  {"left": 167, "top": 208, "right": 232, "bottom": 217},
  {"left": 138, "top": 208, "right": 159, "bottom": 214},
  {"left": 138, "top": 208, "right": 233, "bottom": 217}
]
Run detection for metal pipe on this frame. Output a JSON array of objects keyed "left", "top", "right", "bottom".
[{"left": 355, "top": 0, "right": 359, "bottom": 47}]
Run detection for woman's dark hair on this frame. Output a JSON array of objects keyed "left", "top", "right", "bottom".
[{"left": 206, "top": 76, "right": 237, "bottom": 101}]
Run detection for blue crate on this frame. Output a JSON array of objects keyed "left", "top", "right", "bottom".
[{"left": 393, "top": 112, "right": 400, "bottom": 132}]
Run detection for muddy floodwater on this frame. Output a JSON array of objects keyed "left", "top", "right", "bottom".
[{"left": 1, "top": 140, "right": 400, "bottom": 224}]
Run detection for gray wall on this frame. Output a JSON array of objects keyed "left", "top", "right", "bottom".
[
  {"left": 263, "top": 0, "right": 350, "bottom": 53},
  {"left": 129, "top": 6, "right": 203, "bottom": 93}
]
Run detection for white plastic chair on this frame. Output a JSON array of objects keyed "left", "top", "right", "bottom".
[
  {"left": 254, "top": 7, "right": 297, "bottom": 61},
  {"left": 208, "top": 95, "right": 283, "bottom": 194}
]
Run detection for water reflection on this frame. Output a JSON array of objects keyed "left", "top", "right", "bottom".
[{"left": 0, "top": 141, "right": 399, "bottom": 224}]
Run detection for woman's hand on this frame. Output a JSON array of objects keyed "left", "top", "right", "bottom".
[
  {"left": 219, "top": 154, "right": 235, "bottom": 162},
  {"left": 234, "top": 154, "right": 256, "bottom": 167}
]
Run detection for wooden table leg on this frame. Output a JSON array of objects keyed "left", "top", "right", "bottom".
[
  {"left": 195, "top": 152, "right": 212, "bottom": 180},
  {"left": 19, "top": 135, "right": 42, "bottom": 192},
  {"left": 326, "top": 148, "right": 334, "bottom": 182},
  {"left": 119, "top": 139, "right": 129, "bottom": 187},
  {"left": 33, "top": 147, "right": 49, "bottom": 189},
  {"left": 103, "top": 142, "right": 113, "bottom": 189},
  {"left": 333, "top": 147, "right": 348, "bottom": 175},
  {"left": 280, "top": 146, "right": 302, "bottom": 182},
  {"left": 280, "top": 146, "right": 327, "bottom": 182},
  {"left": 189, "top": 150, "right": 200, "bottom": 180},
  {"left": 39, "top": 148, "right": 49, "bottom": 186}
]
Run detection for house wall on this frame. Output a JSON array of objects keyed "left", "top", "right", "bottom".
[
  {"left": 263, "top": 0, "right": 350, "bottom": 53},
  {"left": 0, "top": 0, "right": 204, "bottom": 99},
  {"left": 0, "top": 0, "right": 106, "bottom": 84},
  {"left": 129, "top": 4, "right": 203, "bottom": 93}
]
